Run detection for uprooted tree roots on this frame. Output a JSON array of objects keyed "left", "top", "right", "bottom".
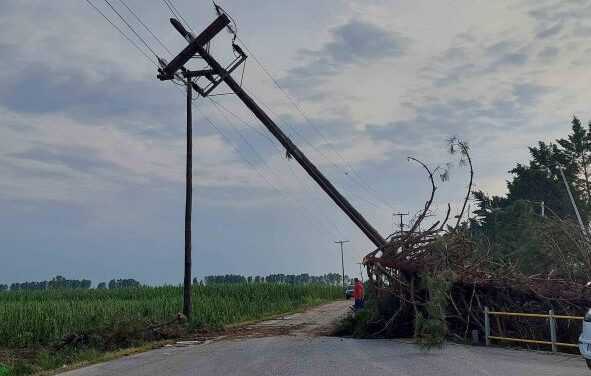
[{"left": 361, "top": 139, "right": 591, "bottom": 348}]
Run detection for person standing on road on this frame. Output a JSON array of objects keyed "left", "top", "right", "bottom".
[{"left": 353, "top": 278, "right": 364, "bottom": 309}]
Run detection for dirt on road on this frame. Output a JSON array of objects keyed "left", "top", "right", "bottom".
[
  {"left": 226, "top": 299, "right": 351, "bottom": 338},
  {"left": 169, "top": 299, "right": 351, "bottom": 348}
]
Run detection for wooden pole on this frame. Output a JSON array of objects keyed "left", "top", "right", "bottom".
[
  {"left": 334, "top": 240, "right": 349, "bottom": 290},
  {"left": 192, "top": 42, "right": 386, "bottom": 249},
  {"left": 484, "top": 306, "right": 490, "bottom": 346},
  {"left": 183, "top": 76, "right": 193, "bottom": 319},
  {"left": 549, "top": 309, "right": 557, "bottom": 353}
]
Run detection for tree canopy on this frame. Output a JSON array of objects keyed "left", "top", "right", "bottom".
[{"left": 470, "top": 116, "right": 591, "bottom": 275}]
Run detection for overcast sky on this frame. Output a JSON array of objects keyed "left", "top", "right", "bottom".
[{"left": 1, "top": 0, "right": 590, "bottom": 285}]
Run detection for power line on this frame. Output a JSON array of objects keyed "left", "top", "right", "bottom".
[
  {"left": 208, "top": 96, "right": 386, "bottom": 213},
  {"left": 85, "top": 2, "right": 349, "bottom": 240},
  {"left": 103, "top": 0, "right": 159, "bottom": 58},
  {"left": 84, "top": 0, "right": 158, "bottom": 67},
  {"left": 156, "top": 0, "right": 393, "bottom": 213},
  {"left": 207, "top": 98, "right": 354, "bottom": 237},
  {"left": 160, "top": 0, "right": 179, "bottom": 19},
  {"left": 208, "top": 97, "right": 280, "bottom": 149},
  {"left": 197, "top": 98, "right": 347, "bottom": 240},
  {"left": 238, "top": 85, "right": 392, "bottom": 211},
  {"left": 204, "top": 98, "right": 347, "bottom": 238},
  {"left": 117, "top": 0, "right": 173, "bottom": 56},
  {"left": 162, "top": 0, "right": 194, "bottom": 33},
  {"left": 236, "top": 35, "right": 396, "bottom": 211}
]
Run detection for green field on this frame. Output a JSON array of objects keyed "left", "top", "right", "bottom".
[{"left": 0, "top": 283, "right": 342, "bottom": 348}]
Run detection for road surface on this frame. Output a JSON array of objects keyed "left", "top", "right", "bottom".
[{"left": 62, "top": 300, "right": 588, "bottom": 376}]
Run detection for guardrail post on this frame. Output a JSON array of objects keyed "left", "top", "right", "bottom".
[
  {"left": 484, "top": 306, "right": 490, "bottom": 346},
  {"left": 549, "top": 309, "right": 557, "bottom": 353}
]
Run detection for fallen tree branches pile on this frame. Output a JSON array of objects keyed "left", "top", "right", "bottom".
[{"left": 361, "top": 139, "right": 591, "bottom": 348}]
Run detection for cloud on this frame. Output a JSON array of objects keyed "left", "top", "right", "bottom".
[
  {"left": 490, "top": 52, "right": 528, "bottom": 68},
  {"left": 366, "top": 81, "right": 549, "bottom": 150},
  {"left": 538, "top": 46, "right": 560, "bottom": 60},
  {"left": 536, "top": 23, "right": 563, "bottom": 39},
  {"left": 528, "top": 1, "right": 591, "bottom": 42},
  {"left": 279, "top": 19, "right": 409, "bottom": 91},
  {"left": 8, "top": 144, "right": 121, "bottom": 175},
  {"left": 426, "top": 37, "right": 532, "bottom": 88},
  {"left": 300, "top": 19, "right": 409, "bottom": 64},
  {"left": 0, "top": 49, "right": 183, "bottom": 138},
  {"left": 512, "top": 83, "right": 550, "bottom": 106}
]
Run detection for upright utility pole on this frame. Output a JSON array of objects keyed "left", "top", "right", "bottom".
[
  {"left": 356, "top": 262, "right": 364, "bottom": 281},
  {"left": 183, "top": 76, "right": 193, "bottom": 319},
  {"left": 155, "top": 14, "right": 233, "bottom": 320},
  {"left": 335, "top": 240, "right": 349, "bottom": 289},
  {"left": 393, "top": 212, "right": 408, "bottom": 234}
]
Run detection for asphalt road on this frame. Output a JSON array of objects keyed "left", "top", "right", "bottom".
[{"left": 61, "top": 301, "right": 589, "bottom": 376}]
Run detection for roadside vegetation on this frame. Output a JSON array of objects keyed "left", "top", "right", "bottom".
[
  {"left": 342, "top": 118, "right": 591, "bottom": 351},
  {"left": 0, "top": 283, "right": 341, "bottom": 375}
]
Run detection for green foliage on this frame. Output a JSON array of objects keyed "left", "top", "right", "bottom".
[
  {"left": 505, "top": 117, "right": 591, "bottom": 222},
  {"left": 107, "top": 279, "right": 140, "bottom": 289},
  {"left": 202, "top": 273, "right": 346, "bottom": 285},
  {"left": 204, "top": 274, "right": 247, "bottom": 284},
  {"left": 4, "top": 361, "right": 33, "bottom": 376},
  {"left": 34, "top": 349, "right": 99, "bottom": 371},
  {"left": 470, "top": 116, "right": 591, "bottom": 276},
  {"left": 334, "top": 283, "right": 384, "bottom": 338},
  {"left": 336, "top": 307, "right": 374, "bottom": 338},
  {"left": 0, "top": 284, "right": 341, "bottom": 348},
  {"left": 336, "top": 285, "right": 379, "bottom": 338},
  {"left": 8, "top": 276, "right": 91, "bottom": 291},
  {"left": 415, "top": 273, "right": 451, "bottom": 349},
  {"left": 0, "top": 364, "right": 8, "bottom": 376},
  {"left": 471, "top": 196, "right": 545, "bottom": 272}
]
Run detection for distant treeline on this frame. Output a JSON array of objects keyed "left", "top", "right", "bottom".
[
  {"left": 199, "top": 273, "right": 350, "bottom": 285},
  {"left": 0, "top": 273, "right": 351, "bottom": 292},
  {"left": 0, "top": 275, "right": 141, "bottom": 291}
]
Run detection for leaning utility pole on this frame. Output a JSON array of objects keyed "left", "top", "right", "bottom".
[
  {"left": 158, "top": 11, "right": 387, "bottom": 250},
  {"left": 335, "top": 240, "right": 349, "bottom": 289}
]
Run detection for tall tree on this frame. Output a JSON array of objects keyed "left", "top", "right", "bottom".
[
  {"left": 507, "top": 138, "right": 588, "bottom": 224},
  {"left": 555, "top": 116, "right": 591, "bottom": 205}
]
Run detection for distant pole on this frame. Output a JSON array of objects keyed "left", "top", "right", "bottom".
[
  {"left": 356, "top": 262, "right": 364, "bottom": 281},
  {"left": 558, "top": 166, "right": 586, "bottom": 234},
  {"left": 335, "top": 240, "right": 349, "bottom": 289},
  {"left": 183, "top": 75, "right": 193, "bottom": 319},
  {"left": 541, "top": 200, "right": 545, "bottom": 217},
  {"left": 393, "top": 212, "right": 409, "bottom": 234}
]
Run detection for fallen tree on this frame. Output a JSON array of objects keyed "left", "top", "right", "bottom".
[{"left": 360, "top": 138, "right": 591, "bottom": 348}]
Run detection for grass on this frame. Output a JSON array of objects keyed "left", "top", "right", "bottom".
[{"left": 0, "top": 283, "right": 341, "bottom": 375}]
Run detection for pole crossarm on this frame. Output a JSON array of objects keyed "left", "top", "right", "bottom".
[{"left": 158, "top": 14, "right": 230, "bottom": 80}]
